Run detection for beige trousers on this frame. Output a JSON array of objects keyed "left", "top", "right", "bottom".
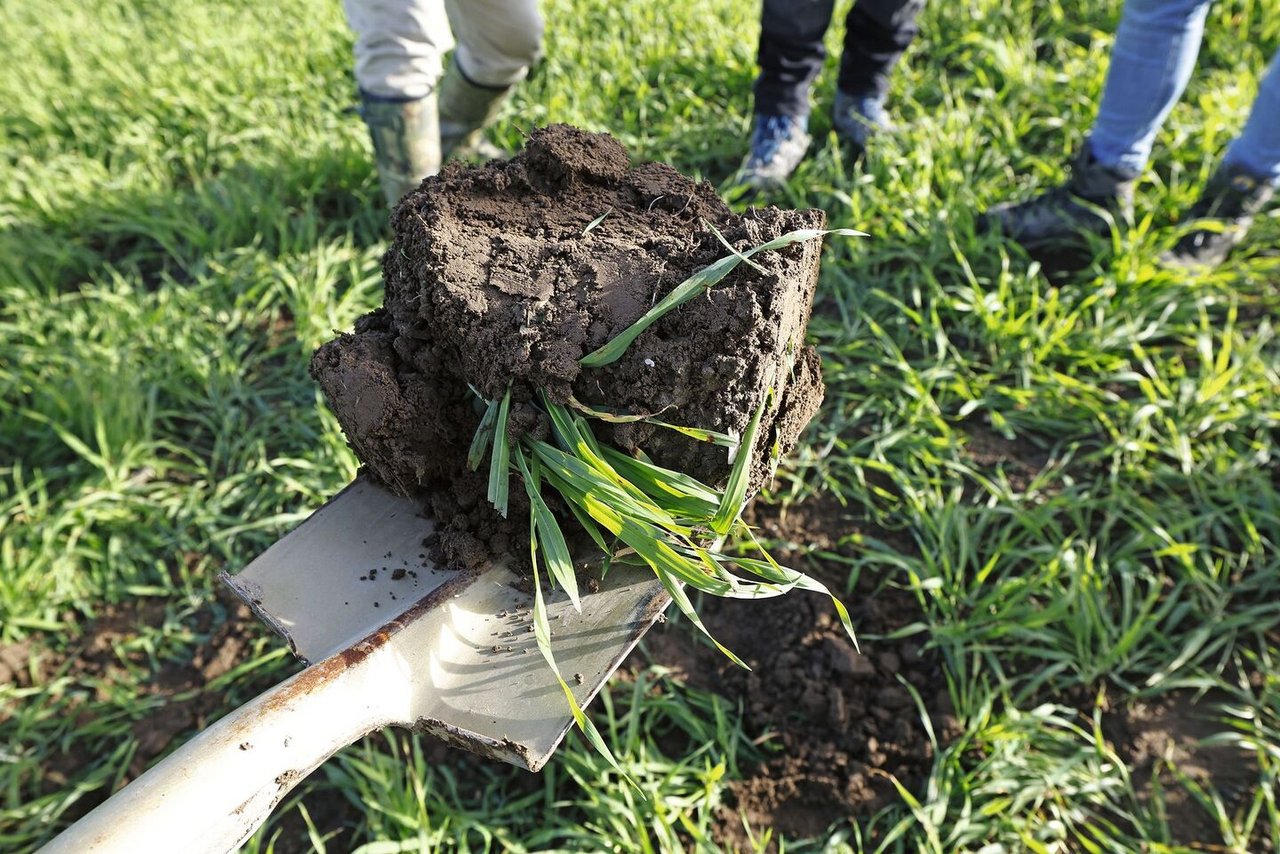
[{"left": 342, "top": 0, "right": 544, "bottom": 99}]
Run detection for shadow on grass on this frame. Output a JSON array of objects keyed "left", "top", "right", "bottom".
[{"left": 1, "top": 140, "right": 388, "bottom": 294}]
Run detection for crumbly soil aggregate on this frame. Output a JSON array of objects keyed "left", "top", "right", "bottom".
[
  {"left": 311, "top": 125, "right": 827, "bottom": 570},
  {"left": 634, "top": 494, "right": 953, "bottom": 844}
]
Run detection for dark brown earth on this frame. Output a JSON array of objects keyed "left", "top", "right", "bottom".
[
  {"left": 635, "top": 493, "right": 953, "bottom": 846},
  {"left": 311, "top": 125, "right": 827, "bottom": 570},
  {"left": 1102, "top": 691, "right": 1264, "bottom": 849}
]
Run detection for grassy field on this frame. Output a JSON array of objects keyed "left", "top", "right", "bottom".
[{"left": 3, "top": 0, "right": 1279, "bottom": 850}]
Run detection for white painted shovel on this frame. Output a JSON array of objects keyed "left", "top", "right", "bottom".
[{"left": 41, "top": 477, "right": 669, "bottom": 854}]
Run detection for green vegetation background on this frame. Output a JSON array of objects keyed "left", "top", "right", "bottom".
[{"left": 2, "top": 0, "right": 1278, "bottom": 850}]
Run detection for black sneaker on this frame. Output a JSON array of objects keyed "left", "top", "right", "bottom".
[
  {"left": 1161, "top": 162, "right": 1274, "bottom": 269},
  {"left": 982, "top": 147, "right": 1139, "bottom": 248}
]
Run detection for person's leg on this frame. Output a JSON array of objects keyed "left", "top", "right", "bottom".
[
  {"left": 444, "top": 0, "right": 543, "bottom": 89},
  {"left": 343, "top": 0, "right": 451, "bottom": 206},
  {"left": 1224, "top": 49, "right": 1280, "bottom": 184},
  {"left": 754, "top": 0, "right": 836, "bottom": 119},
  {"left": 344, "top": 0, "right": 450, "bottom": 99},
  {"left": 832, "top": 0, "right": 924, "bottom": 148},
  {"left": 1164, "top": 48, "right": 1280, "bottom": 267},
  {"left": 983, "top": 0, "right": 1209, "bottom": 249},
  {"left": 1088, "top": 0, "right": 1211, "bottom": 173},
  {"left": 837, "top": 0, "right": 923, "bottom": 101},
  {"left": 438, "top": 0, "right": 543, "bottom": 159},
  {"left": 740, "top": 0, "right": 834, "bottom": 190}
]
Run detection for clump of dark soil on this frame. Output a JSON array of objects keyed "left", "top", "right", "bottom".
[
  {"left": 1102, "top": 691, "right": 1263, "bottom": 848},
  {"left": 311, "top": 125, "right": 827, "bottom": 569},
  {"left": 635, "top": 495, "right": 954, "bottom": 843}
]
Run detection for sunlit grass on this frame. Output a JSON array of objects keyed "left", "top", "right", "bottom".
[{"left": 2, "top": 0, "right": 1278, "bottom": 849}]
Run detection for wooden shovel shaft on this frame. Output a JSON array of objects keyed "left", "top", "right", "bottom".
[{"left": 41, "top": 641, "right": 402, "bottom": 854}]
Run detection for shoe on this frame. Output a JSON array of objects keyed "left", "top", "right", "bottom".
[
  {"left": 359, "top": 92, "right": 441, "bottom": 208},
  {"left": 1161, "top": 162, "right": 1274, "bottom": 269},
  {"left": 982, "top": 146, "right": 1138, "bottom": 248},
  {"left": 832, "top": 90, "right": 893, "bottom": 150},
  {"left": 438, "top": 58, "right": 513, "bottom": 162},
  {"left": 736, "top": 113, "right": 811, "bottom": 192}
]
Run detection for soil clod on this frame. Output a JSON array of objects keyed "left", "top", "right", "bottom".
[{"left": 312, "top": 125, "right": 827, "bottom": 570}]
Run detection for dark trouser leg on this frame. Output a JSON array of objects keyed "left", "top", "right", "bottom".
[
  {"left": 837, "top": 0, "right": 924, "bottom": 100},
  {"left": 754, "top": 0, "right": 837, "bottom": 118}
]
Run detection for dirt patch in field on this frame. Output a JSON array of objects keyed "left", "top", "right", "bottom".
[
  {"left": 959, "top": 421, "right": 1051, "bottom": 493},
  {"left": 24, "top": 591, "right": 283, "bottom": 794},
  {"left": 311, "top": 125, "right": 828, "bottom": 572},
  {"left": 1102, "top": 691, "right": 1264, "bottom": 849},
  {"left": 637, "top": 492, "right": 951, "bottom": 844}
]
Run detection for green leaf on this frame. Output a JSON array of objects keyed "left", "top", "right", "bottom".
[
  {"left": 578, "top": 494, "right": 748, "bottom": 669},
  {"left": 514, "top": 447, "right": 581, "bottom": 612},
  {"left": 531, "top": 440, "right": 692, "bottom": 535},
  {"left": 487, "top": 386, "right": 512, "bottom": 517},
  {"left": 710, "top": 392, "right": 770, "bottom": 536},
  {"left": 580, "top": 227, "right": 863, "bottom": 367},
  {"left": 746, "top": 528, "right": 859, "bottom": 649},
  {"left": 581, "top": 207, "right": 612, "bottom": 235},
  {"left": 467, "top": 395, "right": 499, "bottom": 471},
  {"left": 705, "top": 218, "right": 766, "bottom": 274},
  {"left": 525, "top": 515, "right": 634, "bottom": 788},
  {"left": 598, "top": 445, "right": 720, "bottom": 520}
]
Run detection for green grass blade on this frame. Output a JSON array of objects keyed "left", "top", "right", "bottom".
[
  {"left": 467, "top": 395, "right": 500, "bottom": 471},
  {"left": 525, "top": 511, "right": 633, "bottom": 788},
  {"left": 653, "top": 562, "right": 749, "bottom": 670},
  {"left": 710, "top": 392, "right": 769, "bottom": 536},
  {"left": 744, "top": 528, "right": 858, "bottom": 649},
  {"left": 530, "top": 438, "right": 693, "bottom": 536},
  {"left": 564, "top": 496, "right": 610, "bottom": 553},
  {"left": 514, "top": 448, "right": 581, "bottom": 612},
  {"left": 486, "top": 386, "right": 513, "bottom": 517},
  {"left": 705, "top": 219, "right": 767, "bottom": 274},
  {"left": 581, "top": 207, "right": 612, "bottom": 235},
  {"left": 598, "top": 445, "right": 720, "bottom": 517},
  {"left": 643, "top": 418, "right": 737, "bottom": 449},
  {"left": 579, "top": 227, "right": 862, "bottom": 367},
  {"left": 577, "top": 494, "right": 748, "bottom": 669}
]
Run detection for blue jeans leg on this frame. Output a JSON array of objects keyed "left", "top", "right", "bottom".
[
  {"left": 1224, "top": 50, "right": 1280, "bottom": 184},
  {"left": 1088, "top": 0, "right": 1211, "bottom": 174}
]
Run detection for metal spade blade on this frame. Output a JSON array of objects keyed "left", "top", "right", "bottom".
[{"left": 43, "top": 477, "right": 669, "bottom": 854}]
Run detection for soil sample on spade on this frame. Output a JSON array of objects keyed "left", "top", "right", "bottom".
[{"left": 311, "top": 125, "right": 827, "bottom": 569}]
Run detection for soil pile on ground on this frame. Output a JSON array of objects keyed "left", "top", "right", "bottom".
[{"left": 312, "top": 125, "right": 827, "bottom": 567}]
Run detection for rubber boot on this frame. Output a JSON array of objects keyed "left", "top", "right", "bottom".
[
  {"left": 359, "top": 92, "right": 441, "bottom": 208},
  {"left": 437, "top": 60, "right": 512, "bottom": 162}
]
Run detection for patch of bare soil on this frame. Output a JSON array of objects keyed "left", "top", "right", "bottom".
[
  {"left": 1103, "top": 691, "right": 1266, "bottom": 849},
  {"left": 959, "top": 422, "right": 1050, "bottom": 493},
  {"left": 635, "top": 493, "right": 953, "bottom": 846}
]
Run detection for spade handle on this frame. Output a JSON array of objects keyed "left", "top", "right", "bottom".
[{"left": 40, "top": 642, "right": 401, "bottom": 854}]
